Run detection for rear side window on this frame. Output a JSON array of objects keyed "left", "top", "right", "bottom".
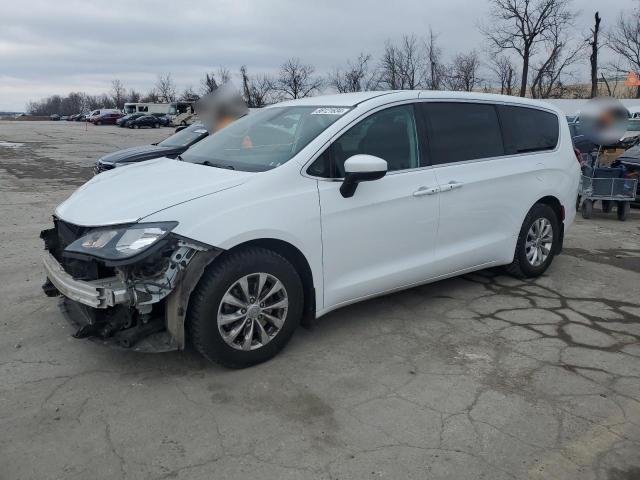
[
  {"left": 498, "top": 105, "right": 559, "bottom": 154},
  {"left": 421, "top": 102, "right": 504, "bottom": 164}
]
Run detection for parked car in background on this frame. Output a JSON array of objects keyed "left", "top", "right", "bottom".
[
  {"left": 49, "top": 114, "right": 60, "bottom": 121},
  {"left": 623, "top": 118, "right": 640, "bottom": 141},
  {"left": 60, "top": 115, "right": 70, "bottom": 121},
  {"left": 94, "top": 123, "right": 210, "bottom": 173},
  {"left": 87, "top": 109, "right": 123, "bottom": 125},
  {"left": 128, "top": 114, "right": 161, "bottom": 129},
  {"left": 43, "top": 91, "right": 578, "bottom": 367},
  {"left": 117, "top": 113, "right": 145, "bottom": 127},
  {"left": 152, "top": 112, "right": 173, "bottom": 127}
]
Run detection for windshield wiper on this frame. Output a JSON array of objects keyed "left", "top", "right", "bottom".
[
  {"left": 176, "top": 154, "right": 184, "bottom": 161},
  {"left": 202, "top": 160, "right": 235, "bottom": 170}
]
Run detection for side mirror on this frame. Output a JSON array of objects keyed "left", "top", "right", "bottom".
[{"left": 340, "top": 155, "right": 387, "bottom": 198}]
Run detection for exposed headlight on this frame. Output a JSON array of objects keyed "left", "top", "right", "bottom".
[{"left": 64, "top": 222, "right": 178, "bottom": 262}]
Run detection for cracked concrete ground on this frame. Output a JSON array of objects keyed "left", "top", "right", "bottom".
[{"left": 1, "top": 121, "right": 640, "bottom": 480}]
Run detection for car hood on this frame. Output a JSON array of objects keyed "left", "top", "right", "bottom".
[
  {"left": 619, "top": 145, "right": 640, "bottom": 165},
  {"left": 99, "top": 145, "right": 178, "bottom": 164},
  {"left": 56, "top": 158, "right": 252, "bottom": 226}
]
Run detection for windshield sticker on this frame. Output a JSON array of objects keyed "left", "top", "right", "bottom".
[{"left": 311, "top": 107, "right": 350, "bottom": 115}]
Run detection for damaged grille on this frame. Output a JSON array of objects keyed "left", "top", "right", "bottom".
[{"left": 42, "top": 218, "right": 115, "bottom": 280}]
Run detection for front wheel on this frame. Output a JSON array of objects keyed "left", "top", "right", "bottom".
[
  {"left": 506, "top": 204, "right": 559, "bottom": 278},
  {"left": 134, "top": 124, "right": 139, "bottom": 129},
  {"left": 154, "top": 123, "right": 159, "bottom": 128},
  {"left": 188, "top": 247, "right": 303, "bottom": 368},
  {"left": 96, "top": 120, "right": 101, "bottom": 126}
]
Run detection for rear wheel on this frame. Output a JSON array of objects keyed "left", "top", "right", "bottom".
[
  {"left": 581, "top": 199, "right": 593, "bottom": 219},
  {"left": 181, "top": 120, "right": 187, "bottom": 126},
  {"left": 134, "top": 124, "right": 139, "bottom": 129},
  {"left": 506, "top": 204, "right": 559, "bottom": 278},
  {"left": 154, "top": 123, "right": 159, "bottom": 128},
  {"left": 188, "top": 247, "right": 303, "bottom": 368},
  {"left": 617, "top": 201, "right": 630, "bottom": 221}
]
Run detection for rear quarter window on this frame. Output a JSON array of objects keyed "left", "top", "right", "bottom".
[
  {"left": 421, "top": 102, "right": 504, "bottom": 164},
  {"left": 498, "top": 105, "right": 559, "bottom": 154}
]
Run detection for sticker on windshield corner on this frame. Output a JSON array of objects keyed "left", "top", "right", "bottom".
[{"left": 311, "top": 107, "right": 350, "bottom": 115}]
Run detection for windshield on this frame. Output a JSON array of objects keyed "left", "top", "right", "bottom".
[
  {"left": 159, "top": 124, "right": 209, "bottom": 148},
  {"left": 181, "top": 106, "right": 349, "bottom": 172}
]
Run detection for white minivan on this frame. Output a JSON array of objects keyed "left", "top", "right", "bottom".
[{"left": 41, "top": 91, "right": 579, "bottom": 367}]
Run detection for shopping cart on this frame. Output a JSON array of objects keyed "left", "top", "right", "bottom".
[{"left": 578, "top": 168, "right": 637, "bottom": 221}]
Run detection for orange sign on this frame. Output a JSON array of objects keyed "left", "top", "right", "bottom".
[{"left": 624, "top": 72, "right": 640, "bottom": 86}]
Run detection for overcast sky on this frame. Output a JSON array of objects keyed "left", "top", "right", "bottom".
[{"left": 0, "top": 0, "right": 636, "bottom": 111}]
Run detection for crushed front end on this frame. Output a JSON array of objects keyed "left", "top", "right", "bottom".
[{"left": 41, "top": 218, "right": 219, "bottom": 351}]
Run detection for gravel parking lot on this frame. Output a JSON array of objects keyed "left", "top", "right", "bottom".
[{"left": 1, "top": 121, "right": 640, "bottom": 480}]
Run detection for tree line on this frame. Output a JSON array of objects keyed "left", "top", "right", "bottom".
[{"left": 26, "top": 0, "right": 640, "bottom": 116}]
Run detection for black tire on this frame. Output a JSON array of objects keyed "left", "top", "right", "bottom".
[
  {"left": 617, "top": 201, "right": 630, "bottom": 221},
  {"left": 154, "top": 123, "right": 160, "bottom": 128},
  {"left": 188, "top": 247, "right": 303, "bottom": 368},
  {"left": 581, "top": 199, "right": 593, "bottom": 219},
  {"left": 181, "top": 120, "right": 187, "bottom": 126},
  {"left": 134, "top": 124, "right": 139, "bottom": 129},
  {"left": 601, "top": 200, "right": 613, "bottom": 213},
  {"left": 505, "top": 203, "right": 559, "bottom": 279},
  {"left": 96, "top": 120, "right": 101, "bottom": 126}
]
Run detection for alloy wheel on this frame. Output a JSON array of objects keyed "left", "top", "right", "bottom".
[
  {"left": 525, "top": 218, "right": 553, "bottom": 267},
  {"left": 217, "top": 273, "right": 288, "bottom": 351}
]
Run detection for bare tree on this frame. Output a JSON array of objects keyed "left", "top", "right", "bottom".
[
  {"left": 445, "top": 51, "right": 482, "bottom": 91},
  {"left": 142, "top": 89, "right": 160, "bottom": 103},
  {"left": 530, "top": 25, "right": 584, "bottom": 98},
  {"left": 589, "top": 12, "right": 602, "bottom": 98},
  {"left": 608, "top": 3, "right": 640, "bottom": 98},
  {"left": 217, "top": 67, "right": 231, "bottom": 85},
  {"left": 329, "top": 53, "right": 377, "bottom": 92},
  {"left": 379, "top": 35, "right": 423, "bottom": 90},
  {"left": 127, "top": 89, "right": 141, "bottom": 103},
  {"left": 425, "top": 28, "right": 445, "bottom": 90},
  {"left": 240, "top": 65, "right": 274, "bottom": 107},
  {"left": 201, "top": 73, "right": 218, "bottom": 94},
  {"left": 276, "top": 58, "right": 322, "bottom": 99},
  {"left": 155, "top": 73, "right": 176, "bottom": 102},
  {"left": 201, "top": 67, "right": 233, "bottom": 95},
  {"left": 600, "top": 58, "right": 628, "bottom": 97},
  {"left": 490, "top": 55, "right": 518, "bottom": 95},
  {"left": 110, "top": 79, "right": 126, "bottom": 109},
  {"left": 483, "top": 0, "right": 575, "bottom": 96},
  {"left": 180, "top": 86, "right": 200, "bottom": 101}
]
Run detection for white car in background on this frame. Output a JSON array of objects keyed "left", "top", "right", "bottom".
[{"left": 41, "top": 91, "right": 579, "bottom": 367}]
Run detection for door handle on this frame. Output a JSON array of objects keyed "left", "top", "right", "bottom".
[
  {"left": 440, "top": 181, "right": 464, "bottom": 192},
  {"left": 413, "top": 186, "right": 440, "bottom": 197}
]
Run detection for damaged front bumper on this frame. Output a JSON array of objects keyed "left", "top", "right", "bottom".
[
  {"left": 41, "top": 219, "right": 221, "bottom": 351},
  {"left": 43, "top": 252, "right": 130, "bottom": 308}
]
